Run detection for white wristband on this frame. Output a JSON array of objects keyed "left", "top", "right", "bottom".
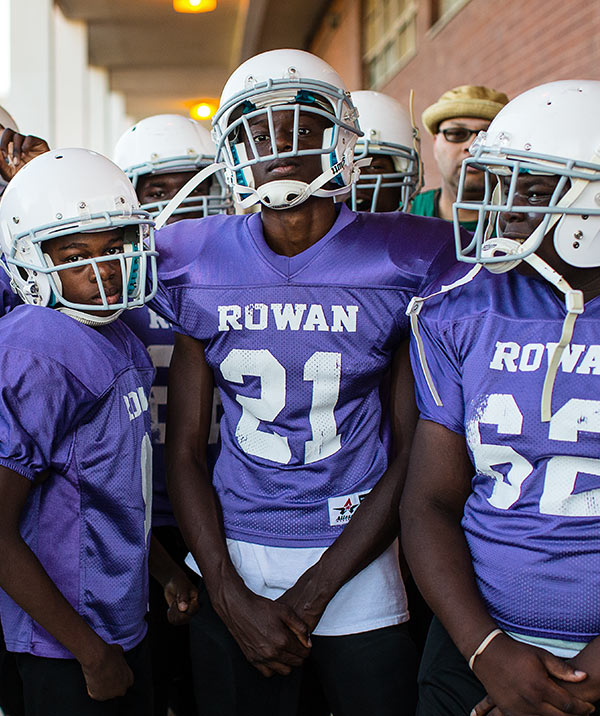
[{"left": 468, "top": 628, "right": 503, "bottom": 671}]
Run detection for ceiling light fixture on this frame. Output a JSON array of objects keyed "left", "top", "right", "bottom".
[
  {"left": 190, "top": 100, "right": 218, "bottom": 121},
  {"left": 173, "top": 0, "right": 217, "bottom": 13}
]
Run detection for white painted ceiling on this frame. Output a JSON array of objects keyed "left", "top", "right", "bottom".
[{"left": 56, "top": 0, "right": 330, "bottom": 122}]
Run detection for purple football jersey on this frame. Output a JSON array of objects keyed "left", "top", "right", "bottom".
[
  {"left": 122, "top": 305, "right": 223, "bottom": 527},
  {"left": 0, "top": 267, "right": 22, "bottom": 316},
  {"left": 412, "top": 266, "right": 600, "bottom": 643},
  {"left": 151, "top": 205, "right": 457, "bottom": 548},
  {"left": 121, "top": 306, "right": 176, "bottom": 527},
  {"left": 0, "top": 306, "right": 154, "bottom": 658}
]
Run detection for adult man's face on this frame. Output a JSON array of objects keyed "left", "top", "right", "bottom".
[{"left": 432, "top": 117, "right": 490, "bottom": 199}]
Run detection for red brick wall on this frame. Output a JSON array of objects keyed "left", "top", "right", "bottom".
[
  {"left": 310, "top": 0, "right": 362, "bottom": 91},
  {"left": 310, "top": 0, "right": 600, "bottom": 189}
]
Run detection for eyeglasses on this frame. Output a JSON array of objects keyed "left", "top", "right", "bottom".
[{"left": 438, "top": 127, "right": 481, "bottom": 143}]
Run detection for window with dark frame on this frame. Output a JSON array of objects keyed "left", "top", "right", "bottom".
[{"left": 363, "top": 0, "right": 417, "bottom": 89}]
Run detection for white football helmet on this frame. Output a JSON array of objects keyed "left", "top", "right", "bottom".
[
  {"left": 350, "top": 91, "right": 421, "bottom": 212},
  {"left": 212, "top": 49, "right": 363, "bottom": 210},
  {"left": 454, "top": 80, "right": 600, "bottom": 272},
  {"left": 0, "top": 148, "right": 157, "bottom": 324},
  {"left": 114, "top": 114, "right": 231, "bottom": 218}
]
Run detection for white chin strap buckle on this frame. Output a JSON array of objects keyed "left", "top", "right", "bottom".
[
  {"left": 257, "top": 180, "right": 309, "bottom": 210},
  {"left": 481, "top": 237, "right": 523, "bottom": 274}
]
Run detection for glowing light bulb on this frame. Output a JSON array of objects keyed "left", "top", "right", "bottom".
[
  {"left": 173, "top": 0, "right": 217, "bottom": 13},
  {"left": 190, "top": 101, "right": 218, "bottom": 121}
]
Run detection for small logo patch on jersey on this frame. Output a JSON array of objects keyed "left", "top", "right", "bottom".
[{"left": 328, "top": 490, "right": 370, "bottom": 526}]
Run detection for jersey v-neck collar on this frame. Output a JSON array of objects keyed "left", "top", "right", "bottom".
[{"left": 245, "top": 203, "right": 357, "bottom": 279}]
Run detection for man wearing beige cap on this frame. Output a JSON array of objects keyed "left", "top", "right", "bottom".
[{"left": 410, "top": 85, "right": 508, "bottom": 230}]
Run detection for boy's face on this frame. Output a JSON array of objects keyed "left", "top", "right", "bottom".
[
  {"left": 243, "top": 108, "right": 331, "bottom": 190},
  {"left": 136, "top": 171, "right": 212, "bottom": 223},
  {"left": 498, "top": 173, "right": 569, "bottom": 272},
  {"left": 43, "top": 228, "right": 125, "bottom": 316},
  {"left": 351, "top": 153, "right": 403, "bottom": 212}
]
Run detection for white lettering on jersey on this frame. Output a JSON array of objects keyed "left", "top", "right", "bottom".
[
  {"left": 303, "top": 304, "right": 329, "bottom": 332},
  {"left": 123, "top": 386, "right": 149, "bottom": 422},
  {"left": 489, "top": 341, "right": 520, "bottom": 372},
  {"left": 546, "top": 343, "right": 586, "bottom": 373},
  {"left": 245, "top": 303, "right": 268, "bottom": 330},
  {"left": 331, "top": 305, "right": 358, "bottom": 333},
  {"left": 217, "top": 303, "right": 359, "bottom": 332},
  {"left": 271, "top": 303, "right": 307, "bottom": 330},
  {"left": 576, "top": 345, "right": 600, "bottom": 375},
  {"left": 148, "top": 308, "right": 171, "bottom": 330},
  {"left": 218, "top": 305, "right": 243, "bottom": 331},
  {"left": 468, "top": 393, "right": 600, "bottom": 517},
  {"left": 518, "top": 343, "right": 545, "bottom": 372},
  {"left": 489, "top": 341, "right": 600, "bottom": 375},
  {"left": 147, "top": 344, "right": 174, "bottom": 369}
]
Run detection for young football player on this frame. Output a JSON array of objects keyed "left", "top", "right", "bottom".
[
  {"left": 348, "top": 90, "right": 421, "bottom": 212},
  {"left": 115, "top": 113, "right": 232, "bottom": 716},
  {"left": 0, "top": 147, "right": 160, "bottom": 716},
  {"left": 150, "top": 49, "right": 463, "bottom": 716},
  {"left": 402, "top": 80, "right": 600, "bottom": 716},
  {"left": 114, "top": 113, "right": 231, "bottom": 224},
  {"left": 0, "top": 117, "right": 52, "bottom": 716}
]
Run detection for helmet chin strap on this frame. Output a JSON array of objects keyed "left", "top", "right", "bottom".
[
  {"left": 407, "top": 252, "right": 584, "bottom": 424},
  {"left": 154, "top": 162, "right": 226, "bottom": 230},
  {"left": 521, "top": 251, "right": 584, "bottom": 422},
  {"left": 57, "top": 306, "right": 124, "bottom": 327},
  {"left": 235, "top": 157, "right": 371, "bottom": 211}
]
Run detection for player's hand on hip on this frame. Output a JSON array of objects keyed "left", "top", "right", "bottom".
[
  {"left": 80, "top": 642, "right": 134, "bottom": 701},
  {"left": 0, "top": 128, "right": 50, "bottom": 181},
  {"left": 472, "top": 634, "right": 594, "bottom": 715},
  {"left": 218, "top": 582, "right": 311, "bottom": 677}
]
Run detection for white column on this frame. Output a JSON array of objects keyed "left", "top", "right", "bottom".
[
  {"left": 86, "top": 66, "right": 110, "bottom": 155},
  {"left": 107, "top": 91, "right": 132, "bottom": 158},
  {"left": 6, "top": 0, "right": 54, "bottom": 142},
  {"left": 53, "top": 4, "right": 87, "bottom": 148}
]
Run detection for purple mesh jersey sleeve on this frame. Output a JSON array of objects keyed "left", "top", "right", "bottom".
[{"left": 0, "top": 350, "right": 97, "bottom": 479}]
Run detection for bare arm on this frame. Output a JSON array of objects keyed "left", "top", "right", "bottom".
[
  {"left": 401, "top": 419, "right": 592, "bottom": 716},
  {"left": 0, "top": 467, "right": 133, "bottom": 701},
  {"left": 278, "top": 339, "right": 417, "bottom": 629},
  {"left": 165, "top": 333, "right": 310, "bottom": 676}
]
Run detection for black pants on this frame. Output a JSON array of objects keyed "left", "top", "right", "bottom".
[
  {"left": 190, "top": 580, "right": 418, "bottom": 716},
  {"left": 0, "top": 620, "right": 24, "bottom": 716},
  {"left": 417, "top": 617, "right": 600, "bottom": 716},
  {"left": 148, "top": 525, "right": 196, "bottom": 716},
  {"left": 15, "top": 636, "right": 153, "bottom": 716}
]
